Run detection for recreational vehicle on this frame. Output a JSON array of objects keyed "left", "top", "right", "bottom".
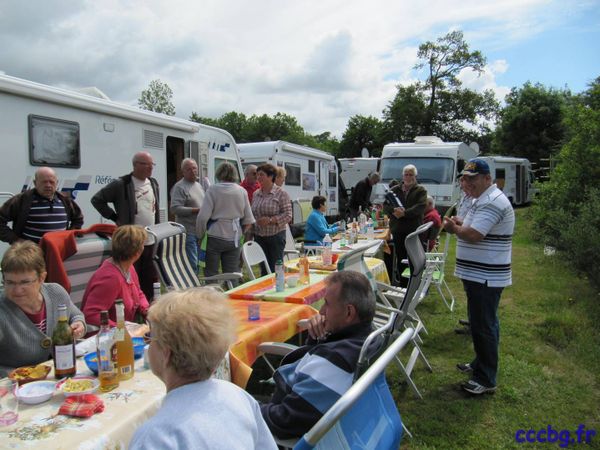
[
  {"left": 485, "top": 156, "right": 535, "bottom": 205},
  {"left": 338, "top": 157, "right": 380, "bottom": 195},
  {"left": 238, "top": 141, "right": 339, "bottom": 223},
  {"left": 373, "top": 136, "right": 479, "bottom": 213},
  {"left": 0, "top": 74, "right": 243, "bottom": 229}
]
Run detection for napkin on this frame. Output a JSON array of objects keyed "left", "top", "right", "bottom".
[{"left": 58, "top": 394, "right": 105, "bottom": 418}]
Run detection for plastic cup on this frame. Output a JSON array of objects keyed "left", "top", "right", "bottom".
[
  {"left": 248, "top": 303, "right": 261, "bottom": 321},
  {"left": 287, "top": 276, "right": 299, "bottom": 288},
  {"left": 0, "top": 380, "right": 19, "bottom": 427}
]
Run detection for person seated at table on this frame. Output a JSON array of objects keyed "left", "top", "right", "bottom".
[
  {"left": 81, "top": 225, "right": 150, "bottom": 331},
  {"left": 260, "top": 270, "right": 376, "bottom": 439},
  {"left": 0, "top": 241, "right": 86, "bottom": 377},
  {"left": 421, "top": 195, "right": 442, "bottom": 251},
  {"left": 304, "top": 195, "right": 339, "bottom": 245},
  {"left": 129, "top": 288, "right": 277, "bottom": 450}
]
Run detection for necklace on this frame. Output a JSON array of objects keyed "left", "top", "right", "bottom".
[{"left": 110, "top": 259, "right": 132, "bottom": 284}]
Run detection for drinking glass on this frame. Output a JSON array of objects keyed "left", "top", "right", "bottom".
[{"left": 0, "top": 379, "right": 18, "bottom": 427}]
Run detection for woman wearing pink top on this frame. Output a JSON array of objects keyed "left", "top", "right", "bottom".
[{"left": 82, "top": 225, "right": 150, "bottom": 332}]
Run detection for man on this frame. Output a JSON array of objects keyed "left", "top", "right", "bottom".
[
  {"left": 240, "top": 164, "right": 260, "bottom": 204},
  {"left": 443, "top": 158, "right": 515, "bottom": 395},
  {"left": 383, "top": 164, "right": 427, "bottom": 286},
  {"left": 91, "top": 151, "right": 159, "bottom": 300},
  {"left": 260, "top": 271, "right": 376, "bottom": 439},
  {"left": 348, "top": 171, "right": 380, "bottom": 217},
  {"left": 0, "top": 167, "right": 83, "bottom": 244},
  {"left": 170, "top": 158, "right": 205, "bottom": 272}
]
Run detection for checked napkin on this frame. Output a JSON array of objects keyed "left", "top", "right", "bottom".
[{"left": 58, "top": 394, "right": 105, "bottom": 418}]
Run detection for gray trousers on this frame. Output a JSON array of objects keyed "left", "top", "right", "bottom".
[{"left": 204, "top": 236, "right": 242, "bottom": 286}]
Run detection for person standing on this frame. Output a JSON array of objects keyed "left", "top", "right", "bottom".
[
  {"left": 383, "top": 164, "right": 427, "bottom": 286},
  {"left": 348, "top": 172, "right": 380, "bottom": 218},
  {"left": 443, "top": 159, "right": 515, "bottom": 395},
  {"left": 91, "top": 151, "right": 160, "bottom": 301},
  {"left": 170, "top": 158, "right": 205, "bottom": 272},
  {"left": 0, "top": 167, "right": 83, "bottom": 244},
  {"left": 240, "top": 164, "right": 261, "bottom": 204},
  {"left": 252, "top": 164, "right": 292, "bottom": 274}
]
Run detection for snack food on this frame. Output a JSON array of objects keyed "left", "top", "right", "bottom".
[
  {"left": 9, "top": 364, "right": 51, "bottom": 384},
  {"left": 62, "top": 378, "right": 95, "bottom": 393}
]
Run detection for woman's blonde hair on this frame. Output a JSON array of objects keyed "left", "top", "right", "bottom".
[
  {"left": 148, "top": 288, "right": 236, "bottom": 380},
  {"left": 111, "top": 225, "right": 147, "bottom": 262},
  {"left": 1, "top": 241, "right": 46, "bottom": 276}
]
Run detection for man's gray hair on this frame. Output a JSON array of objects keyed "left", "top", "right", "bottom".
[
  {"left": 181, "top": 158, "right": 197, "bottom": 170},
  {"left": 368, "top": 172, "right": 381, "bottom": 183},
  {"left": 33, "top": 166, "right": 57, "bottom": 182},
  {"left": 427, "top": 195, "right": 435, "bottom": 207},
  {"left": 403, "top": 164, "right": 418, "bottom": 176},
  {"left": 326, "top": 271, "right": 375, "bottom": 322},
  {"left": 244, "top": 164, "right": 257, "bottom": 175}
]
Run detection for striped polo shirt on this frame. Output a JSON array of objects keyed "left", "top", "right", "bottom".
[
  {"left": 455, "top": 184, "right": 515, "bottom": 287},
  {"left": 22, "top": 192, "right": 69, "bottom": 243}
]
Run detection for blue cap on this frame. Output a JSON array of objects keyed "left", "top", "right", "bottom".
[{"left": 461, "top": 158, "right": 490, "bottom": 176}]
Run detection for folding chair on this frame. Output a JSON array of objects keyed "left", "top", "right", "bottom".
[
  {"left": 284, "top": 224, "right": 301, "bottom": 261},
  {"left": 241, "top": 240, "right": 271, "bottom": 280},
  {"left": 146, "top": 222, "right": 242, "bottom": 291}
]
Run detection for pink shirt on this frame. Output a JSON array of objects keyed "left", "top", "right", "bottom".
[{"left": 81, "top": 259, "right": 150, "bottom": 328}]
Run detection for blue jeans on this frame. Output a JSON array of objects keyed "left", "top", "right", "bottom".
[
  {"left": 463, "top": 279, "right": 504, "bottom": 388},
  {"left": 185, "top": 234, "right": 200, "bottom": 273}
]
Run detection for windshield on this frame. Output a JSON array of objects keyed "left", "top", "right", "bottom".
[{"left": 380, "top": 157, "right": 455, "bottom": 185}]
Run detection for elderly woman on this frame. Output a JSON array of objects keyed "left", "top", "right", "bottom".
[
  {"left": 275, "top": 166, "right": 286, "bottom": 187},
  {"left": 0, "top": 241, "right": 86, "bottom": 376},
  {"left": 252, "top": 163, "right": 292, "bottom": 273},
  {"left": 81, "top": 225, "right": 150, "bottom": 329},
  {"left": 196, "top": 162, "right": 255, "bottom": 284},
  {"left": 304, "top": 195, "right": 339, "bottom": 245},
  {"left": 129, "top": 288, "right": 277, "bottom": 450}
]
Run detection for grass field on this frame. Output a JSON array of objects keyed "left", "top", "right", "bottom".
[{"left": 391, "top": 207, "right": 600, "bottom": 449}]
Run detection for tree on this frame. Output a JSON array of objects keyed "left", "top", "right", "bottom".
[
  {"left": 338, "top": 115, "right": 385, "bottom": 158},
  {"left": 138, "top": 79, "right": 175, "bottom": 116},
  {"left": 492, "top": 82, "right": 568, "bottom": 164},
  {"left": 382, "top": 84, "right": 428, "bottom": 142}
]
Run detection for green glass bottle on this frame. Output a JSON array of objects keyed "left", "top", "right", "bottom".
[{"left": 52, "top": 304, "right": 76, "bottom": 379}]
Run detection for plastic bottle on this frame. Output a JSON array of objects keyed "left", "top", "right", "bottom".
[
  {"left": 275, "top": 259, "right": 285, "bottom": 292},
  {"left": 52, "top": 304, "right": 76, "bottom": 379},
  {"left": 339, "top": 224, "right": 347, "bottom": 247},
  {"left": 96, "top": 311, "right": 119, "bottom": 392},
  {"left": 366, "top": 218, "right": 375, "bottom": 239},
  {"left": 322, "top": 234, "right": 333, "bottom": 266},
  {"left": 358, "top": 206, "right": 367, "bottom": 234},
  {"left": 299, "top": 255, "right": 310, "bottom": 285},
  {"left": 115, "top": 299, "right": 135, "bottom": 380},
  {"left": 153, "top": 282, "right": 161, "bottom": 301}
]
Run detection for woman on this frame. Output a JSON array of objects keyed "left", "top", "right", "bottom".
[
  {"left": 252, "top": 163, "right": 292, "bottom": 273},
  {"left": 129, "top": 288, "right": 277, "bottom": 450},
  {"left": 275, "top": 166, "right": 286, "bottom": 187},
  {"left": 196, "top": 162, "right": 255, "bottom": 285},
  {"left": 304, "top": 195, "right": 339, "bottom": 245},
  {"left": 81, "top": 225, "right": 150, "bottom": 330},
  {"left": 0, "top": 241, "right": 86, "bottom": 376}
]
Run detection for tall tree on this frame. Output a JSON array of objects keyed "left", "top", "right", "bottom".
[
  {"left": 338, "top": 115, "right": 385, "bottom": 158},
  {"left": 138, "top": 79, "right": 175, "bottom": 116},
  {"left": 382, "top": 84, "right": 428, "bottom": 142}
]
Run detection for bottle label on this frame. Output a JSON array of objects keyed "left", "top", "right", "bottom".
[
  {"left": 120, "top": 365, "right": 132, "bottom": 375},
  {"left": 54, "top": 345, "right": 74, "bottom": 370}
]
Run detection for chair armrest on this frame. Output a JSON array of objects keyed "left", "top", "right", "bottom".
[
  {"left": 257, "top": 342, "right": 299, "bottom": 357},
  {"left": 199, "top": 272, "right": 243, "bottom": 283}
]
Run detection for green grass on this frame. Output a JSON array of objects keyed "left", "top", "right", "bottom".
[{"left": 393, "top": 207, "right": 600, "bottom": 449}]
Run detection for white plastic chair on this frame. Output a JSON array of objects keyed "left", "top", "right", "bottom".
[
  {"left": 242, "top": 240, "right": 271, "bottom": 280},
  {"left": 284, "top": 224, "right": 301, "bottom": 261}
]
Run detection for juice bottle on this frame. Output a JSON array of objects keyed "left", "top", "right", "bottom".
[
  {"left": 299, "top": 255, "right": 310, "bottom": 285},
  {"left": 115, "top": 299, "right": 135, "bottom": 380},
  {"left": 96, "top": 311, "right": 119, "bottom": 392}
]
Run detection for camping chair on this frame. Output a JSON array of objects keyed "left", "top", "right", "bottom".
[
  {"left": 241, "top": 240, "right": 271, "bottom": 280},
  {"left": 146, "top": 222, "right": 242, "bottom": 291},
  {"left": 284, "top": 224, "right": 301, "bottom": 261}
]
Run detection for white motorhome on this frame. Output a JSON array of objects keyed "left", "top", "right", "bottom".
[
  {"left": 0, "top": 74, "right": 243, "bottom": 229},
  {"left": 238, "top": 141, "right": 339, "bottom": 221},
  {"left": 484, "top": 156, "right": 535, "bottom": 205},
  {"left": 373, "top": 136, "right": 479, "bottom": 213},
  {"left": 338, "top": 157, "right": 380, "bottom": 195}
]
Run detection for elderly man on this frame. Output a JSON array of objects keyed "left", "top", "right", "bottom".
[
  {"left": 240, "top": 164, "right": 260, "bottom": 204},
  {"left": 348, "top": 171, "right": 380, "bottom": 217},
  {"left": 0, "top": 167, "right": 83, "bottom": 244},
  {"left": 260, "top": 271, "right": 375, "bottom": 439},
  {"left": 91, "top": 151, "right": 159, "bottom": 300},
  {"left": 170, "top": 158, "right": 205, "bottom": 272},
  {"left": 443, "top": 159, "right": 515, "bottom": 395},
  {"left": 383, "top": 164, "right": 427, "bottom": 286}
]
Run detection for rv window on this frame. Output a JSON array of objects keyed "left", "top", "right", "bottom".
[
  {"left": 284, "top": 163, "right": 301, "bottom": 186},
  {"left": 308, "top": 160, "right": 315, "bottom": 173},
  {"left": 28, "top": 115, "right": 80, "bottom": 168},
  {"left": 328, "top": 171, "right": 337, "bottom": 188},
  {"left": 215, "top": 158, "right": 241, "bottom": 182}
]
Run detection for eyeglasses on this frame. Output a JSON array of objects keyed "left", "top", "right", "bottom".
[{"left": 3, "top": 278, "right": 38, "bottom": 288}]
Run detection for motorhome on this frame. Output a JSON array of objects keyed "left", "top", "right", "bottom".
[
  {"left": 373, "top": 136, "right": 479, "bottom": 213},
  {"left": 484, "top": 156, "right": 535, "bottom": 205},
  {"left": 0, "top": 74, "right": 243, "bottom": 231},
  {"left": 238, "top": 141, "right": 339, "bottom": 223},
  {"left": 338, "top": 157, "right": 380, "bottom": 195}
]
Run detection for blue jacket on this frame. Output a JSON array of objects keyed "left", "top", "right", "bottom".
[{"left": 304, "top": 210, "right": 338, "bottom": 244}]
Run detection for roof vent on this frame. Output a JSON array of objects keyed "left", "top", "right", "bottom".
[{"left": 414, "top": 136, "right": 443, "bottom": 144}]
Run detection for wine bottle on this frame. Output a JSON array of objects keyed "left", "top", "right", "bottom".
[
  {"left": 52, "top": 304, "right": 76, "bottom": 379},
  {"left": 115, "top": 299, "right": 135, "bottom": 380},
  {"left": 96, "top": 311, "right": 119, "bottom": 392}
]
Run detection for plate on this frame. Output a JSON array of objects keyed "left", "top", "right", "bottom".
[
  {"left": 8, "top": 364, "right": 51, "bottom": 385},
  {"left": 57, "top": 376, "right": 99, "bottom": 396}
]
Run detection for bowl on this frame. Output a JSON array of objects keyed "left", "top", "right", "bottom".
[
  {"left": 286, "top": 275, "right": 299, "bottom": 288},
  {"left": 133, "top": 337, "right": 145, "bottom": 359},
  {"left": 57, "top": 376, "right": 99, "bottom": 397},
  {"left": 16, "top": 380, "right": 56, "bottom": 405},
  {"left": 9, "top": 364, "right": 52, "bottom": 385},
  {"left": 84, "top": 352, "right": 99, "bottom": 376}
]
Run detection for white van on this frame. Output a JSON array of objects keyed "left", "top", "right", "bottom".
[
  {"left": 373, "top": 136, "right": 479, "bottom": 213},
  {"left": 338, "top": 157, "right": 380, "bottom": 196},
  {"left": 238, "top": 141, "right": 339, "bottom": 222},
  {"left": 0, "top": 74, "right": 243, "bottom": 227},
  {"left": 485, "top": 156, "right": 535, "bottom": 205}
]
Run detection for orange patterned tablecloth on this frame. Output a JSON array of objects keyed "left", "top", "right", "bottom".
[
  {"left": 228, "top": 300, "right": 318, "bottom": 388},
  {"left": 227, "top": 273, "right": 329, "bottom": 305}
]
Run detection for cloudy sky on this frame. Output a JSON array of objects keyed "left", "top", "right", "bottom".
[{"left": 1, "top": 0, "right": 598, "bottom": 138}]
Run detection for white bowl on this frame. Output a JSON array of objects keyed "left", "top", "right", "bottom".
[
  {"left": 17, "top": 380, "right": 56, "bottom": 404},
  {"left": 57, "top": 376, "right": 100, "bottom": 397}
]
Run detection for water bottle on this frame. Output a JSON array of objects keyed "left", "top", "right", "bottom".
[
  {"left": 358, "top": 207, "right": 367, "bottom": 234},
  {"left": 153, "top": 282, "right": 161, "bottom": 301},
  {"left": 275, "top": 259, "right": 285, "bottom": 292},
  {"left": 339, "top": 223, "right": 347, "bottom": 247},
  {"left": 322, "top": 234, "right": 333, "bottom": 266},
  {"left": 367, "top": 218, "right": 375, "bottom": 239}
]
